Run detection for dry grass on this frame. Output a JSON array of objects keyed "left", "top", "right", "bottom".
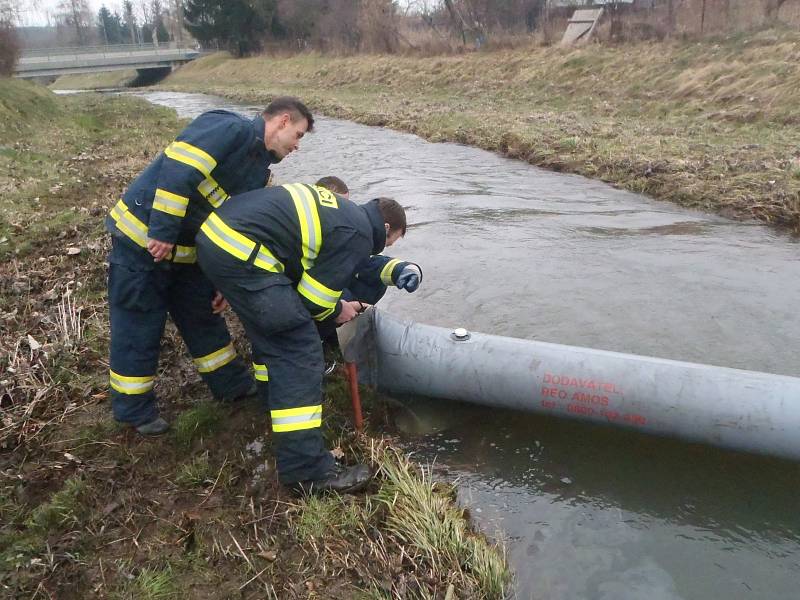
[{"left": 52, "top": 69, "right": 138, "bottom": 90}]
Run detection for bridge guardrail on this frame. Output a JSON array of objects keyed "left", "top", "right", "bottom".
[{"left": 21, "top": 43, "right": 195, "bottom": 60}]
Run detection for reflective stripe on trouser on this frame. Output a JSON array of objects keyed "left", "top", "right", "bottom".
[
  {"left": 197, "top": 241, "right": 334, "bottom": 484},
  {"left": 110, "top": 370, "right": 155, "bottom": 395},
  {"left": 253, "top": 363, "right": 269, "bottom": 381},
  {"left": 253, "top": 360, "right": 270, "bottom": 412},
  {"left": 271, "top": 405, "right": 322, "bottom": 432},
  {"left": 108, "top": 239, "right": 253, "bottom": 424},
  {"left": 193, "top": 343, "right": 236, "bottom": 374}
]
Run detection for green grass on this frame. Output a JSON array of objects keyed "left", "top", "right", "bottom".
[
  {"left": 294, "top": 494, "right": 365, "bottom": 541},
  {"left": 172, "top": 402, "right": 225, "bottom": 448},
  {"left": 68, "top": 421, "right": 122, "bottom": 454},
  {"left": 113, "top": 565, "right": 178, "bottom": 600},
  {"left": 26, "top": 476, "right": 90, "bottom": 534},
  {"left": 0, "top": 80, "right": 182, "bottom": 259},
  {"left": 373, "top": 450, "right": 510, "bottom": 598},
  {"left": 175, "top": 453, "right": 215, "bottom": 488},
  {"left": 0, "top": 78, "right": 64, "bottom": 140}
]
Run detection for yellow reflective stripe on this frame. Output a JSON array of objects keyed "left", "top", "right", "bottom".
[
  {"left": 193, "top": 343, "right": 236, "bottom": 374},
  {"left": 297, "top": 272, "right": 340, "bottom": 309},
  {"left": 197, "top": 175, "right": 229, "bottom": 208},
  {"left": 270, "top": 405, "right": 322, "bottom": 432},
  {"left": 153, "top": 188, "right": 189, "bottom": 218},
  {"left": 253, "top": 363, "right": 269, "bottom": 382},
  {"left": 253, "top": 244, "right": 285, "bottom": 273},
  {"left": 314, "top": 306, "right": 335, "bottom": 321},
  {"left": 284, "top": 183, "right": 321, "bottom": 270},
  {"left": 171, "top": 245, "right": 196, "bottom": 264},
  {"left": 110, "top": 199, "right": 148, "bottom": 248},
  {"left": 164, "top": 141, "right": 217, "bottom": 177},
  {"left": 199, "top": 213, "right": 256, "bottom": 261},
  {"left": 109, "top": 370, "right": 155, "bottom": 395},
  {"left": 380, "top": 258, "right": 402, "bottom": 286}
]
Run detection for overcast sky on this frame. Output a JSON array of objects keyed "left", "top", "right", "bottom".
[
  {"left": 19, "top": 0, "right": 419, "bottom": 28},
  {"left": 19, "top": 0, "right": 147, "bottom": 27}
]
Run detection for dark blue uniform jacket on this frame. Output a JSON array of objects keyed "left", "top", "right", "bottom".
[{"left": 105, "top": 110, "right": 276, "bottom": 261}]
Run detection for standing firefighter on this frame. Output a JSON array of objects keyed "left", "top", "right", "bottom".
[
  {"left": 106, "top": 98, "right": 313, "bottom": 435},
  {"left": 196, "top": 183, "right": 407, "bottom": 493}
]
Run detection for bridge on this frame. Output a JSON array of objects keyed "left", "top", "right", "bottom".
[{"left": 14, "top": 43, "right": 201, "bottom": 79}]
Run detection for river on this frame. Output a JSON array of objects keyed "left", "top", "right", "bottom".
[{"left": 132, "top": 90, "right": 800, "bottom": 600}]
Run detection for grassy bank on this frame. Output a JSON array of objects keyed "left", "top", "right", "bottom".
[
  {"left": 0, "top": 79, "right": 509, "bottom": 598},
  {"left": 50, "top": 69, "right": 138, "bottom": 90},
  {"left": 139, "top": 29, "right": 800, "bottom": 229}
]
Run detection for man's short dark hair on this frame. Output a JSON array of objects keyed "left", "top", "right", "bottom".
[
  {"left": 316, "top": 176, "right": 349, "bottom": 196},
  {"left": 377, "top": 197, "right": 406, "bottom": 236},
  {"left": 263, "top": 97, "right": 314, "bottom": 132}
]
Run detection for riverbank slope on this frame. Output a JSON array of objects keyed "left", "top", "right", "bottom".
[
  {"left": 93, "top": 29, "right": 796, "bottom": 230},
  {"left": 0, "top": 79, "right": 508, "bottom": 598}
]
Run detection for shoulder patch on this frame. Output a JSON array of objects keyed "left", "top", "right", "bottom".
[{"left": 314, "top": 186, "right": 339, "bottom": 209}]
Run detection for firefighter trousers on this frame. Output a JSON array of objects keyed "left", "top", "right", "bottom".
[
  {"left": 197, "top": 243, "right": 335, "bottom": 484},
  {"left": 108, "top": 238, "right": 252, "bottom": 426}
]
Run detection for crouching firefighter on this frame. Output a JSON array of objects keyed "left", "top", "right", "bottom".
[
  {"left": 313, "top": 176, "right": 422, "bottom": 353},
  {"left": 196, "top": 183, "right": 407, "bottom": 494},
  {"left": 106, "top": 97, "right": 313, "bottom": 435}
]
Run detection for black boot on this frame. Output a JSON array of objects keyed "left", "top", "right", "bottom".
[{"left": 289, "top": 463, "right": 372, "bottom": 496}]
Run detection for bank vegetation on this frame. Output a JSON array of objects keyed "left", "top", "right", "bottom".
[{"left": 0, "top": 78, "right": 509, "bottom": 599}]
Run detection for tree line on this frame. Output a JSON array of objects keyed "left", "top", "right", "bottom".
[
  {"left": 2, "top": 0, "right": 797, "bottom": 73},
  {"left": 176, "top": 0, "right": 559, "bottom": 57},
  {"left": 96, "top": 1, "right": 169, "bottom": 46}
]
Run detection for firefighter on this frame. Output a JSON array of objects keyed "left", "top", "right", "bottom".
[
  {"left": 314, "top": 176, "right": 422, "bottom": 358},
  {"left": 195, "top": 183, "right": 407, "bottom": 493},
  {"left": 106, "top": 97, "right": 313, "bottom": 435}
]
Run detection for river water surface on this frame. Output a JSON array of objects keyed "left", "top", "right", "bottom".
[{"left": 133, "top": 91, "right": 800, "bottom": 599}]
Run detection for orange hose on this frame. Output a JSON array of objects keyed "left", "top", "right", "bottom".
[{"left": 345, "top": 362, "right": 364, "bottom": 431}]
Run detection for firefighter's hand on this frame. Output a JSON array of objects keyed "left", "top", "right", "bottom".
[
  {"left": 147, "top": 238, "right": 175, "bottom": 262},
  {"left": 335, "top": 300, "right": 364, "bottom": 325},
  {"left": 396, "top": 264, "right": 421, "bottom": 293},
  {"left": 211, "top": 291, "right": 228, "bottom": 314}
]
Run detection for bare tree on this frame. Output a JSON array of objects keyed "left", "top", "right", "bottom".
[
  {"left": 443, "top": 0, "right": 467, "bottom": 43},
  {"left": 765, "top": 0, "right": 788, "bottom": 21},
  {"left": 56, "top": 0, "right": 93, "bottom": 45},
  {"left": 171, "top": 0, "right": 184, "bottom": 44},
  {"left": 358, "top": 0, "right": 400, "bottom": 52},
  {"left": 0, "top": 0, "right": 18, "bottom": 23},
  {"left": 123, "top": 1, "right": 137, "bottom": 44},
  {"left": 666, "top": 0, "right": 675, "bottom": 33},
  {"left": 318, "top": 0, "right": 362, "bottom": 52}
]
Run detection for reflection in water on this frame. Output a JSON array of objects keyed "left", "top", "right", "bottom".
[
  {"left": 577, "top": 221, "right": 716, "bottom": 237},
  {"left": 400, "top": 398, "right": 800, "bottom": 600},
  {"left": 134, "top": 91, "right": 800, "bottom": 600}
]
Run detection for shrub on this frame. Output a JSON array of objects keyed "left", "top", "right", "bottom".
[{"left": 0, "top": 20, "right": 19, "bottom": 76}]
